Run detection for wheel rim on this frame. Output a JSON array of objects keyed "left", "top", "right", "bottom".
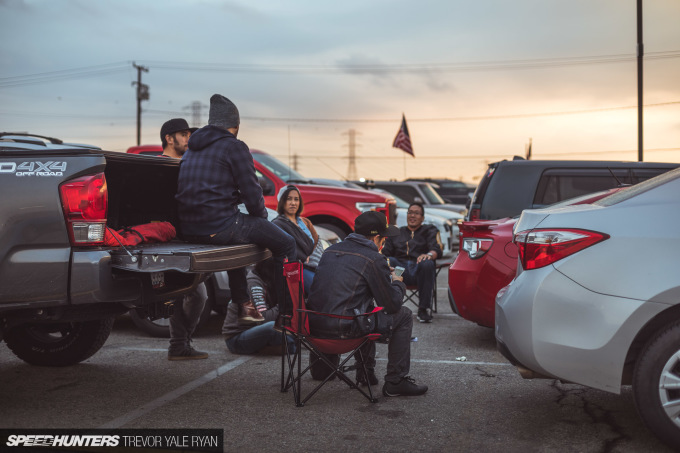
[
  {"left": 26, "top": 323, "right": 75, "bottom": 343},
  {"left": 659, "top": 350, "right": 680, "bottom": 427}
]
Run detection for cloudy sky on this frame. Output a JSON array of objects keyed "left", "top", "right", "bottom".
[{"left": 1, "top": 0, "right": 679, "bottom": 183}]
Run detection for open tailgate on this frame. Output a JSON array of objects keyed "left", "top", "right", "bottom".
[{"left": 109, "top": 242, "right": 272, "bottom": 273}]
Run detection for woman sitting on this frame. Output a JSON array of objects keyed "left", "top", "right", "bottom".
[{"left": 272, "top": 185, "right": 318, "bottom": 294}]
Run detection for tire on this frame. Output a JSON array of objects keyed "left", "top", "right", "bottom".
[
  {"left": 633, "top": 320, "right": 680, "bottom": 449},
  {"left": 130, "top": 283, "right": 212, "bottom": 338},
  {"left": 4, "top": 318, "right": 114, "bottom": 367},
  {"left": 316, "top": 223, "right": 347, "bottom": 240}
]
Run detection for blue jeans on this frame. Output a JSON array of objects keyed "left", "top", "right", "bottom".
[
  {"left": 386, "top": 257, "right": 436, "bottom": 310},
  {"left": 185, "top": 212, "right": 296, "bottom": 308},
  {"left": 303, "top": 267, "right": 315, "bottom": 296},
  {"left": 225, "top": 321, "right": 296, "bottom": 354}
]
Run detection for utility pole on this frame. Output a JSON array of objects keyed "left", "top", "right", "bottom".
[
  {"left": 637, "top": 0, "right": 643, "bottom": 161},
  {"left": 292, "top": 153, "right": 299, "bottom": 172},
  {"left": 131, "top": 62, "right": 149, "bottom": 145},
  {"left": 343, "top": 129, "right": 360, "bottom": 181}
]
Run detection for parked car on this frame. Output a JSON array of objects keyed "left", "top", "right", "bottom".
[
  {"left": 495, "top": 167, "right": 680, "bottom": 449},
  {"left": 449, "top": 188, "right": 622, "bottom": 327},
  {"left": 354, "top": 180, "right": 467, "bottom": 215},
  {"left": 466, "top": 158, "right": 679, "bottom": 221},
  {"left": 406, "top": 178, "right": 475, "bottom": 205}
]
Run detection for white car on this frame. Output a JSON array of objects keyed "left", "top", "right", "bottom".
[{"left": 495, "top": 168, "right": 680, "bottom": 449}]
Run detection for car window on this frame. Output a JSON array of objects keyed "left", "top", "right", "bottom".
[
  {"left": 418, "top": 184, "right": 446, "bottom": 204},
  {"left": 595, "top": 167, "right": 680, "bottom": 207},
  {"left": 251, "top": 152, "right": 308, "bottom": 183},
  {"left": 380, "top": 185, "right": 418, "bottom": 203},
  {"left": 533, "top": 169, "right": 632, "bottom": 206}
]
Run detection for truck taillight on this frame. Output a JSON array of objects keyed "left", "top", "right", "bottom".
[
  {"left": 59, "top": 173, "right": 108, "bottom": 245},
  {"left": 514, "top": 228, "right": 608, "bottom": 270}
]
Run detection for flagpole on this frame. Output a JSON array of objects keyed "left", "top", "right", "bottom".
[{"left": 403, "top": 153, "right": 406, "bottom": 179}]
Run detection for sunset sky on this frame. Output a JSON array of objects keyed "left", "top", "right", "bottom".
[{"left": 1, "top": 0, "right": 679, "bottom": 183}]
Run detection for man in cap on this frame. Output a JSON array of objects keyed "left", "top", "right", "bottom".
[
  {"left": 160, "top": 118, "right": 197, "bottom": 158},
  {"left": 158, "top": 118, "right": 208, "bottom": 360},
  {"left": 176, "top": 94, "right": 296, "bottom": 326},
  {"left": 307, "top": 211, "right": 428, "bottom": 397}
]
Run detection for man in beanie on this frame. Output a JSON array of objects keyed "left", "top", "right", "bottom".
[
  {"left": 176, "top": 94, "right": 296, "bottom": 326},
  {"left": 158, "top": 118, "right": 208, "bottom": 360},
  {"left": 160, "top": 118, "right": 197, "bottom": 158},
  {"left": 307, "top": 211, "right": 428, "bottom": 397}
]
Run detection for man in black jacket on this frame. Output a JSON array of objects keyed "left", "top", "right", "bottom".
[
  {"left": 307, "top": 211, "right": 428, "bottom": 397},
  {"left": 382, "top": 202, "right": 442, "bottom": 323},
  {"left": 176, "top": 94, "right": 296, "bottom": 325}
]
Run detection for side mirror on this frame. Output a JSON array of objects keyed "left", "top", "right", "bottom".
[{"left": 259, "top": 177, "right": 275, "bottom": 196}]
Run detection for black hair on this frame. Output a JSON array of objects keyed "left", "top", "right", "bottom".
[
  {"left": 277, "top": 185, "right": 304, "bottom": 217},
  {"left": 408, "top": 202, "right": 425, "bottom": 216}
]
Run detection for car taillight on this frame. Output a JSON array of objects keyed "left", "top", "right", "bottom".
[
  {"left": 514, "top": 228, "right": 608, "bottom": 270},
  {"left": 462, "top": 237, "right": 493, "bottom": 259},
  {"left": 59, "top": 173, "right": 108, "bottom": 245}
]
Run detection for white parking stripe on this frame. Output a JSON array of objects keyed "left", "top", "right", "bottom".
[
  {"left": 98, "top": 356, "right": 252, "bottom": 429},
  {"left": 376, "top": 358, "right": 511, "bottom": 366}
]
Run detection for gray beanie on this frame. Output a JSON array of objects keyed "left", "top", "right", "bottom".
[{"left": 208, "top": 94, "right": 240, "bottom": 129}]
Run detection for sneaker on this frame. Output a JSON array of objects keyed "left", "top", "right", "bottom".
[
  {"left": 168, "top": 346, "right": 209, "bottom": 361},
  {"left": 382, "top": 376, "right": 428, "bottom": 397},
  {"left": 417, "top": 308, "right": 433, "bottom": 323},
  {"left": 356, "top": 368, "right": 379, "bottom": 386},
  {"left": 238, "top": 300, "right": 265, "bottom": 325}
]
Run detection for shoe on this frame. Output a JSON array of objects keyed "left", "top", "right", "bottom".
[
  {"left": 382, "top": 376, "right": 428, "bottom": 397},
  {"left": 273, "top": 314, "right": 291, "bottom": 332},
  {"left": 356, "top": 367, "right": 379, "bottom": 386},
  {"left": 238, "top": 300, "right": 265, "bottom": 325},
  {"left": 417, "top": 308, "right": 433, "bottom": 323},
  {"left": 168, "top": 346, "right": 209, "bottom": 361}
]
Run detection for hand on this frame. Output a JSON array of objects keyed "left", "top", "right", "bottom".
[
  {"left": 391, "top": 272, "right": 403, "bottom": 283},
  {"left": 416, "top": 253, "right": 432, "bottom": 263}
]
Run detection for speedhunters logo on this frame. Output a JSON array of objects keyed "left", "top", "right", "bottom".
[
  {"left": 0, "top": 429, "right": 223, "bottom": 452},
  {"left": 6, "top": 434, "right": 119, "bottom": 447}
]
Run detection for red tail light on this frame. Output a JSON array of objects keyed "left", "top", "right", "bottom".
[
  {"left": 59, "top": 173, "right": 108, "bottom": 245},
  {"left": 514, "top": 228, "right": 608, "bottom": 270},
  {"left": 469, "top": 208, "right": 481, "bottom": 221}
]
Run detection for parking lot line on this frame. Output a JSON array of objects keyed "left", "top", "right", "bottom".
[{"left": 97, "top": 356, "right": 252, "bottom": 429}]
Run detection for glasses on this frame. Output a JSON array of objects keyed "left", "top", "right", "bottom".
[{"left": 407, "top": 210, "right": 423, "bottom": 216}]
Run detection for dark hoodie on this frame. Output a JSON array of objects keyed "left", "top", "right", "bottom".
[{"left": 176, "top": 125, "right": 267, "bottom": 236}]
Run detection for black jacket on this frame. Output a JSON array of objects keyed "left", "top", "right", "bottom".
[
  {"left": 307, "top": 233, "right": 405, "bottom": 337},
  {"left": 271, "top": 215, "right": 315, "bottom": 261},
  {"left": 176, "top": 125, "right": 267, "bottom": 236},
  {"left": 381, "top": 224, "right": 443, "bottom": 261}
]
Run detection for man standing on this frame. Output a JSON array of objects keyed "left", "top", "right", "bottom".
[
  {"left": 382, "top": 202, "right": 442, "bottom": 323},
  {"left": 158, "top": 118, "right": 207, "bottom": 361},
  {"left": 307, "top": 211, "right": 428, "bottom": 397},
  {"left": 175, "top": 94, "right": 296, "bottom": 326}
]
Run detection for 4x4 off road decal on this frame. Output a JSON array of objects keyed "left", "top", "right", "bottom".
[{"left": 0, "top": 161, "right": 67, "bottom": 177}]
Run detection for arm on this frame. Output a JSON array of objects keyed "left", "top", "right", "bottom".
[
  {"left": 230, "top": 141, "right": 267, "bottom": 219},
  {"left": 367, "top": 255, "right": 405, "bottom": 314},
  {"left": 416, "top": 225, "right": 443, "bottom": 262}
]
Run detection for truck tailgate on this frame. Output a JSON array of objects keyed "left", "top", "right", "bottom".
[{"left": 109, "top": 243, "right": 271, "bottom": 273}]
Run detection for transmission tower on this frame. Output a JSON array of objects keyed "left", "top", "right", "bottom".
[
  {"left": 183, "top": 101, "right": 208, "bottom": 128},
  {"left": 343, "top": 129, "right": 360, "bottom": 181}
]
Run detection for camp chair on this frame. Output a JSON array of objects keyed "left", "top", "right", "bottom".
[
  {"left": 402, "top": 260, "right": 450, "bottom": 313},
  {"left": 279, "top": 261, "right": 383, "bottom": 406}
]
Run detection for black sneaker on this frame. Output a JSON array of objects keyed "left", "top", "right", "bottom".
[
  {"left": 417, "top": 309, "right": 433, "bottom": 323},
  {"left": 382, "top": 376, "right": 428, "bottom": 397},
  {"left": 168, "top": 346, "right": 209, "bottom": 361},
  {"left": 356, "top": 368, "right": 379, "bottom": 386}
]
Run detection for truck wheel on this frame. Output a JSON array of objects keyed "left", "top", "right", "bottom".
[
  {"left": 4, "top": 319, "right": 114, "bottom": 367},
  {"left": 317, "top": 223, "right": 347, "bottom": 240},
  {"left": 633, "top": 320, "right": 680, "bottom": 449}
]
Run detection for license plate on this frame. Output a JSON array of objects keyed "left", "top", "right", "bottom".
[{"left": 150, "top": 272, "right": 165, "bottom": 289}]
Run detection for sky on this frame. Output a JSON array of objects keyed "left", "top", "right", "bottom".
[{"left": 1, "top": 0, "right": 679, "bottom": 183}]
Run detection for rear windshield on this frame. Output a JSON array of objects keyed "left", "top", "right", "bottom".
[{"left": 594, "top": 167, "right": 680, "bottom": 207}]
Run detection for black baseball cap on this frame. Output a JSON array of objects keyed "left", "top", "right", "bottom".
[
  {"left": 354, "top": 211, "right": 400, "bottom": 237},
  {"left": 160, "top": 118, "right": 198, "bottom": 141}
]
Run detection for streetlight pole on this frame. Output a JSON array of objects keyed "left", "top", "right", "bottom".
[{"left": 637, "top": 0, "right": 643, "bottom": 161}]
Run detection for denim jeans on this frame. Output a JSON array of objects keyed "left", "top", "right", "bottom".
[
  {"left": 185, "top": 212, "right": 296, "bottom": 308},
  {"left": 225, "top": 321, "right": 296, "bottom": 354},
  {"left": 169, "top": 284, "right": 207, "bottom": 352},
  {"left": 386, "top": 257, "right": 436, "bottom": 310}
]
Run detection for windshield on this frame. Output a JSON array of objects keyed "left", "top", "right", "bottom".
[
  {"left": 252, "top": 152, "right": 308, "bottom": 183},
  {"left": 418, "top": 183, "right": 446, "bottom": 204}
]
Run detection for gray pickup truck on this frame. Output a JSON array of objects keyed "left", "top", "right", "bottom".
[{"left": 0, "top": 133, "right": 270, "bottom": 366}]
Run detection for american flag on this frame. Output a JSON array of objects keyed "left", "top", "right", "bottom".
[{"left": 392, "top": 114, "right": 413, "bottom": 157}]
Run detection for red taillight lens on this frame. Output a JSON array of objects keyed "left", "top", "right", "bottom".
[
  {"left": 59, "top": 173, "right": 108, "bottom": 245},
  {"left": 514, "top": 228, "right": 608, "bottom": 270},
  {"left": 469, "top": 208, "right": 481, "bottom": 220}
]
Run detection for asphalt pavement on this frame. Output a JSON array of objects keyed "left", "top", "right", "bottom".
[{"left": 0, "top": 268, "right": 673, "bottom": 452}]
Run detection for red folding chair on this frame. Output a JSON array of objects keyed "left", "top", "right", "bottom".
[{"left": 279, "top": 261, "right": 383, "bottom": 406}]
